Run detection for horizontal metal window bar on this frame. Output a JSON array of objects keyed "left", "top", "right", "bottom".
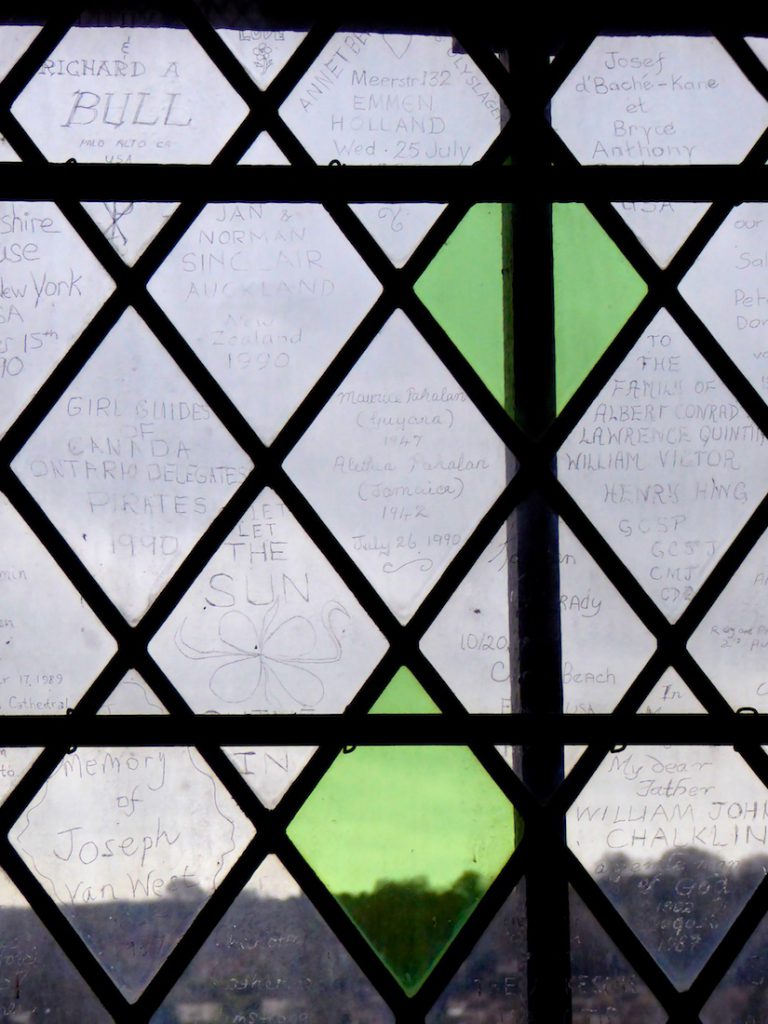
[
  {"left": 0, "top": 713, "right": 766, "bottom": 745},
  {"left": 2, "top": 164, "right": 768, "bottom": 200}
]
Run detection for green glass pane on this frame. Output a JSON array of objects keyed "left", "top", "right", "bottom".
[
  {"left": 288, "top": 672, "right": 519, "bottom": 995},
  {"left": 415, "top": 204, "right": 505, "bottom": 405},
  {"left": 370, "top": 666, "right": 440, "bottom": 714},
  {"left": 553, "top": 203, "right": 647, "bottom": 414}
]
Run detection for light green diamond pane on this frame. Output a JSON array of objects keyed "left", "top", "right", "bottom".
[
  {"left": 288, "top": 673, "right": 518, "bottom": 994},
  {"left": 370, "top": 666, "right": 440, "bottom": 714},
  {"left": 415, "top": 204, "right": 505, "bottom": 405},
  {"left": 553, "top": 203, "right": 647, "bottom": 414}
]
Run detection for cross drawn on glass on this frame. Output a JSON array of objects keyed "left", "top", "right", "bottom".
[{"left": 1, "top": 5, "right": 768, "bottom": 1024}]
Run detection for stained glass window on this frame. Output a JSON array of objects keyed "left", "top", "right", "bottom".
[{"left": 1, "top": 7, "right": 768, "bottom": 1024}]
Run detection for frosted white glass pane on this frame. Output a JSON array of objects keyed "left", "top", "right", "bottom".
[
  {"left": 640, "top": 669, "right": 706, "bottom": 714},
  {"left": 11, "top": 746, "right": 255, "bottom": 1001},
  {"left": 680, "top": 203, "right": 768, "bottom": 401},
  {"left": 281, "top": 31, "right": 499, "bottom": 268},
  {"left": 13, "top": 307, "right": 252, "bottom": 624},
  {"left": 0, "top": 24, "right": 41, "bottom": 163},
  {"left": 148, "top": 202, "right": 381, "bottom": 443},
  {"left": 0, "top": 748, "right": 41, "bottom": 806},
  {"left": 0, "top": 493, "right": 115, "bottom": 713},
  {"left": 285, "top": 310, "right": 511, "bottom": 623},
  {"left": 746, "top": 35, "right": 768, "bottom": 79},
  {"left": 612, "top": 201, "right": 710, "bottom": 268},
  {"left": 97, "top": 671, "right": 168, "bottom": 715},
  {"left": 553, "top": 36, "right": 768, "bottom": 164},
  {"left": 13, "top": 27, "right": 249, "bottom": 163},
  {"left": 420, "top": 522, "right": 516, "bottom": 714},
  {"left": 238, "top": 131, "right": 290, "bottom": 164},
  {"left": 0, "top": 136, "right": 18, "bottom": 162},
  {"left": 0, "top": 24, "right": 40, "bottom": 80},
  {"left": 420, "top": 517, "right": 653, "bottom": 715},
  {"left": 281, "top": 32, "right": 501, "bottom": 166},
  {"left": 82, "top": 200, "right": 178, "bottom": 264},
  {"left": 567, "top": 745, "right": 768, "bottom": 987},
  {"left": 0, "top": 201, "right": 114, "bottom": 437},
  {"left": 217, "top": 27, "right": 306, "bottom": 87},
  {"left": 351, "top": 202, "right": 447, "bottom": 267},
  {"left": 558, "top": 308, "right": 768, "bottom": 621},
  {"left": 149, "top": 487, "right": 387, "bottom": 713},
  {"left": 690, "top": 527, "right": 768, "bottom": 710},
  {"left": 153, "top": 855, "right": 393, "bottom": 1024},
  {"left": 222, "top": 746, "right": 316, "bottom": 808},
  {"left": 559, "top": 520, "right": 654, "bottom": 713}
]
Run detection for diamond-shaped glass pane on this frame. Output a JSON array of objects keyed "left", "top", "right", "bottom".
[
  {"left": 0, "top": 748, "right": 41, "bottom": 806},
  {"left": 552, "top": 36, "right": 768, "bottom": 164},
  {"left": 558, "top": 308, "right": 768, "bottom": 621},
  {"left": 416, "top": 204, "right": 507, "bottom": 405},
  {"left": 417, "top": 506, "right": 514, "bottom": 697},
  {"left": 612, "top": 201, "right": 710, "bottom": 267},
  {"left": 13, "top": 307, "right": 252, "bottom": 623},
  {"left": 288, "top": 673, "right": 519, "bottom": 994},
  {"left": 217, "top": 27, "right": 306, "bottom": 88},
  {"left": 0, "top": 24, "right": 40, "bottom": 162},
  {"left": 559, "top": 520, "right": 654, "bottom": 713},
  {"left": 148, "top": 202, "right": 382, "bottom": 442},
  {"left": 222, "top": 745, "right": 316, "bottom": 808},
  {"left": 351, "top": 203, "right": 446, "bottom": 267},
  {"left": 373, "top": 665, "right": 440, "bottom": 713},
  {"left": 0, "top": 863, "right": 110, "bottom": 1021},
  {"left": 0, "top": 492, "right": 116, "bottom": 713},
  {"left": 98, "top": 672, "right": 168, "bottom": 715},
  {"left": 553, "top": 203, "right": 647, "bottom": 416},
  {"left": 421, "top": 516, "right": 654, "bottom": 715},
  {"left": 281, "top": 32, "right": 501, "bottom": 166},
  {"left": 700, "top": 903, "right": 768, "bottom": 1023},
  {"left": 0, "top": 134, "right": 17, "bottom": 163},
  {"left": 149, "top": 487, "right": 387, "bottom": 712},
  {"left": 282, "top": 31, "right": 501, "bottom": 264},
  {"left": 239, "top": 130, "right": 290, "bottom": 164},
  {"left": 0, "top": 24, "right": 40, "bottom": 81},
  {"left": 0, "top": 201, "right": 114, "bottom": 437},
  {"left": 569, "top": 887, "right": 667, "bottom": 1023},
  {"left": 285, "top": 310, "right": 511, "bottom": 622},
  {"left": 425, "top": 881, "right": 527, "bottom": 1023},
  {"left": 680, "top": 203, "right": 768, "bottom": 401},
  {"left": 82, "top": 200, "right": 178, "bottom": 264},
  {"left": 747, "top": 35, "right": 768, "bottom": 78},
  {"left": 567, "top": 745, "right": 768, "bottom": 987},
  {"left": 690, "top": 526, "right": 768, "bottom": 710},
  {"left": 639, "top": 669, "right": 707, "bottom": 713},
  {"left": 11, "top": 745, "right": 256, "bottom": 1001},
  {"left": 13, "top": 26, "right": 249, "bottom": 163},
  {"left": 153, "top": 854, "right": 393, "bottom": 1023}
]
